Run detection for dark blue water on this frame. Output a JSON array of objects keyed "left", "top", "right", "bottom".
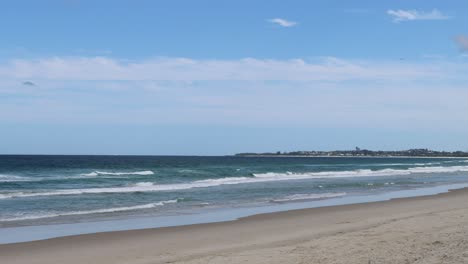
[{"left": 1, "top": 155, "right": 468, "bottom": 227}]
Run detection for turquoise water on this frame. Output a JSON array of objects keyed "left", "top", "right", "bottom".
[{"left": 1, "top": 155, "right": 468, "bottom": 227}]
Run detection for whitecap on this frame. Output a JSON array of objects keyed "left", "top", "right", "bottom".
[
  {"left": 0, "top": 200, "right": 178, "bottom": 222},
  {"left": 0, "top": 174, "right": 33, "bottom": 182},
  {"left": 82, "top": 170, "right": 155, "bottom": 176},
  {"left": 133, "top": 182, "right": 155, "bottom": 187},
  {"left": 3, "top": 165, "right": 468, "bottom": 199}
]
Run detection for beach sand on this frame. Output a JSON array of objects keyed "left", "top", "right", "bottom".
[{"left": 2, "top": 188, "right": 468, "bottom": 264}]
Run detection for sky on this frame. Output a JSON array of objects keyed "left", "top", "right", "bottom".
[{"left": 1, "top": 0, "right": 468, "bottom": 155}]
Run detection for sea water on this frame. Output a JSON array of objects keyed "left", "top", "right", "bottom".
[{"left": 1, "top": 155, "right": 468, "bottom": 242}]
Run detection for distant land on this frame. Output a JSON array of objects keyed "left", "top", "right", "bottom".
[{"left": 235, "top": 148, "right": 468, "bottom": 158}]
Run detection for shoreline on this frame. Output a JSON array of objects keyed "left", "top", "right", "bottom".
[
  {"left": 2, "top": 183, "right": 468, "bottom": 244},
  {"left": 2, "top": 186, "right": 468, "bottom": 263}
]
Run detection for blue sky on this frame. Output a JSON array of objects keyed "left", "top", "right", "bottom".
[{"left": 1, "top": 0, "right": 468, "bottom": 155}]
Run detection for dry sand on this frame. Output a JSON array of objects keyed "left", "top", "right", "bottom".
[{"left": 2, "top": 188, "right": 468, "bottom": 264}]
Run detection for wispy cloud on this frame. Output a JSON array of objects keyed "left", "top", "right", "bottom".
[
  {"left": 268, "top": 18, "right": 297, "bottom": 27},
  {"left": 1, "top": 56, "right": 468, "bottom": 132},
  {"left": 0, "top": 56, "right": 449, "bottom": 82},
  {"left": 455, "top": 35, "right": 468, "bottom": 52},
  {"left": 387, "top": 9, "right": 450, "bottom": 22}
]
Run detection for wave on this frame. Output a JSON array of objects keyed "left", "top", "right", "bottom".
[
  {"left": 0, "top": 177, "right": 258, "bottom": 199},
  {"left": 0, "top": 170, "right": 155, "bottom": 183},
  {"left": 81, "top": 170, "right": 155, "bottom": 176},
  {"left": 2, "top": 165, "right": 468, "bottom": 199},
  {"left": 253, "top": 165, "right": 468, "bottom": 179},
  {"left": 272, "top": 192, "right": 347, "bottom": 203},
  {"left": 0, "top": 200, "right": 178, "bottom": 222},
  {"left": 133, "top": 182, "right": 155, "bottom": 187},
  {"left": 0, "top": 174, "right": 33, "bottom": 182}
]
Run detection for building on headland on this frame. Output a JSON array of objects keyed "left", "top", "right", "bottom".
[{"left": 235, "top": 148, "right": 468, "bottom": 157}]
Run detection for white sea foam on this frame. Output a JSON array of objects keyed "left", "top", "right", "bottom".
[
  {"left": 133, "top": 182, "right": 155, "bottom": 187},
  {"left": 0, "top": 174, "right": 32, "bottom": 182},
  {"left": 0, "top": 200, "right": 178, "bottom": 222},
  {"left": 80, "top": 172, "right": 99, "bottom": 177},
  {"left": 272, "top": 192, "right": 347, "bottom": 203},
  {"left": 2, "top": 165, "right": 468, "bottom": 199},
  {"left": 0, "top": 170, "right": 154, "bottom": 183},
  {"left": 253, "top": 165, "right": 468, "bottom": 179},
  {"left": 0, "top": 178, "right": 253, "bottom": 199},
  {"left": 81, "top": 170, "right": 155, "bottom": 176}
]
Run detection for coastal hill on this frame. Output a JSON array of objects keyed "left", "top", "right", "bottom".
[{"left": 235, "top": 148, "right": 468, "bottom": 157}]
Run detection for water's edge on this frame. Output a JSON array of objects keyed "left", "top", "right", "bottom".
[{"left": 1, "top": 182, "right": 467, "bottom": 245}]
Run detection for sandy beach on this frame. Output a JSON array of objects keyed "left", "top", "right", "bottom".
[{"left": 2, "top": 188, "right": 468, "bottom": 264}]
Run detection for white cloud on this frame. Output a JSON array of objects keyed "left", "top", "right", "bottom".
[
  {"left": 387, "top": 9, "right": 450, "bottom": 22},
  {"left": 2, "top": 79, "right": 468, "bottom": 130},
  {"left": 268, "top": 18, "right": 297, "bottom": 27},
  {"left": 1, "top": 56, "right": 468, "bottom": 133},
  {"left": 0, "top": 56, "right": 453, "bottom": 82},
  {"left": 455, "top": 35, "right": 468, "bottom": 52}
]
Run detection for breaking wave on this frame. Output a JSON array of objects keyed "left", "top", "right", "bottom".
[
  {"left": 80, "top": 170, "right": 155, "bottom": 176},
  {"left": 253, "top": 165, "right": 468, "bottom": 179},
  {"left": 0, "top": 200, "right": 178, "bottom": 222},
  {"left": 0, "top": 170, "right": 155, "bottom": 183},
  {"left": 0, "top": 174, "right": 33, "bottom": 182},
  {"left": 2, "top": 165, "right": 468, "bottom": 199}
]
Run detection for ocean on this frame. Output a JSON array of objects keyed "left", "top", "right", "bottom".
[{"left": 1, "top": 155, "right": 468, "bottom": 233}]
